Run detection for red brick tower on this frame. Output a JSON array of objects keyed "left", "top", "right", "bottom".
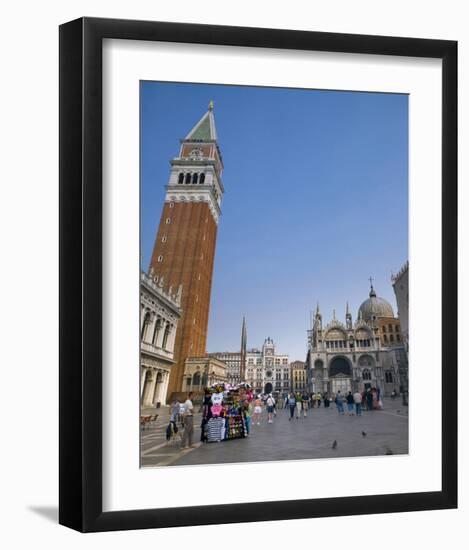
[{"left": 149, "top": 101, "right": 224, "bottom": 401}]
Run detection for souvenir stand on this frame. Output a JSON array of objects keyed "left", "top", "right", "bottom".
[{"left": 201, "top": 383, "right": 254, "bottom": 443}]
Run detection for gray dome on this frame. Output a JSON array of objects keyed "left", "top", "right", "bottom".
[{"left": 358, "top": 286, "right": 394, "bottom": 321}]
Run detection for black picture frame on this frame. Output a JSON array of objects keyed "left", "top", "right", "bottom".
[{"left": 59, "top": 17, "right": 457, "bottom": 532}]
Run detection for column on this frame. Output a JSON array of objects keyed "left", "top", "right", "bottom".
[
  {"left": 140, "top": 367, "right": 147, "bottom": 398},
  {"left": 161, "top": 371, "right": 170, "bottom": 403},
  {"left": 167, "top": 324, "right": 177, "bottom": 355},
  {"left": 144, "top": 370, "right": 157, "bottom": 406}
]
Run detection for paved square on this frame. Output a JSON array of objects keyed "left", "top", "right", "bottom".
[{"left": 141, "top": 398, "right": 408, "bottom": 468}]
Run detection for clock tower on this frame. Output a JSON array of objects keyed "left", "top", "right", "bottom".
[{"left": 149, "top": 102, "right": 225, "bottom": 401}]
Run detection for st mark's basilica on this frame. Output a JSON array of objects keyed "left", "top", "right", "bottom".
[{"left": 306, "top": 282, "right": 408, "bottom": 397}]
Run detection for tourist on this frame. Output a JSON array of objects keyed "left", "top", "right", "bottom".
[
  {"left": 301, "top": 391, "right": 310, "bottom": 417},
  {"left": 266, "top": 394, "right": 275, "bottom": 423},
  {"left": 181, "top": 392, "right": 195, "bottom": 448},
  {"left": 311, "top": 392, "right": 316, "bottom": 408},
  {"left": 391, "top": 389, "right": 397, "bottom": 400},
  {"left": 346, "top": 391, "right": 354, "bottom": 415},
  {"left": 288, "top": 392, "right": 296, "bottom": 421},
  {"left": 335, "top": 391, "right": 345, "bottom": 415},
  {"left": 170, "top": 398, "right": 180, "bottom": 426},
  {"left": 253, "top": 395, "right": 263, "bottom": 425},
  {"left": 316, "top": 392, "right": 322, "bottom": 408},
  {"left": 377, "top": 387, "right": 384, "bottom": 409},
  {"left": 366, "top": 388, "right": 373, "bottom": 411},
  {"left": 295, "top": 392, "right": 302, "bottom": 419},
  {"left": 323, "top": 392, "right": 330, "bottom": 408},
  {"left": 243, "top": 402, "right": 252, "bottom": 435},
  {"left": 352, "top": 390, "right": 362, "bottom": 416}
]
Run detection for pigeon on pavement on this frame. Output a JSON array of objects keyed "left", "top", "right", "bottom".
[
  {"left": 332, "top": 440, "right": 337, "bottom": 449},
  {"left": 362, "top": 431, "right": 367, "bottom": 437}
]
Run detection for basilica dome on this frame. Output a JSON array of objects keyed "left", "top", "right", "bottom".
[{"left": 358, "top": 286, "right": 394, "bottom": 321}]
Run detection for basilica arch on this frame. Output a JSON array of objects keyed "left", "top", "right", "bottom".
[
  {"left": 329, "top": 355, "right": 352, "bottom": 377},
  {"left": 328, "top": 356, "right": 352, "bottom": 395}
]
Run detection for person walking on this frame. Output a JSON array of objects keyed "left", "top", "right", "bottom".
[
  {"left": 316, "top": 392, "right": 322, "bottom": 408},
  {"left": 181, "top": 392, "right": 195, "bottom": 448},
  {"left": 323, "top": 392, "right": 330, "bottom": 408},
  {"left": 366, "top": 388, "right": 373, "bottom": 411},
  {"left": 295, "top": 392, "right": 302, "bottom": 419},
  {"left": 311, "top": 392, "right": 316, "bottom": 408},
  {"left": 335, "top": 391, "right": 345, "bottom": 415},
  {"left": 346, "top": 391, "right": 354, "bottom": 415},
  {"left": 353, "top": 390, "right": 362, "bottom": 416},
  {"left": 243, "top": 402, "right": 252, "bottom": 435},
  {"left": 266, "top": 394, "right": 275, "bottom": 423},
  {"left": 301, "top": 391, "right": 310, "bottom": 417},
  {"left": 288, "top": 392, "right": 296, "bottom": 421},
  {"left": 252, "top": 395, "right": 262, "bottom": 425}
]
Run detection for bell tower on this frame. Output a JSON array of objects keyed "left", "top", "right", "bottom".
[{"left": 149, "top": 101, "right": 225, "bottom": 400}]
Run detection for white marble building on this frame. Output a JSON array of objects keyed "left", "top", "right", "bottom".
[
  {"left": 140, "top": 271, "right": 181, "bottom": 407},
  {"left": 306, "top": 284, "right": 408, "bottom": 397}
]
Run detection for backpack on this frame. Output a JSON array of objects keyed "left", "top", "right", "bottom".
[{"left": 267, "top": 397, "right": 274, "bottom": 406}]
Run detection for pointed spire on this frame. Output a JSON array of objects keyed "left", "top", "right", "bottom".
[
  {"left": 346, "top": 301, "right": 350, "bottom": 316},
  {"left": 332, "top": 308, "right": 336, "bottom": 320},
  {"left": 185, "top": 102, "right": 218, "bottom": 141},
  {"left": 240, "top": 316, "right": 247, "bottom": 381}
]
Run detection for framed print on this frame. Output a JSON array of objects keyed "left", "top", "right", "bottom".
[{"left": 59, "top": 17, "right": 457, "bottom": 532}]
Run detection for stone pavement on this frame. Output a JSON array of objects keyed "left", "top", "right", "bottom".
[
  {"left": 141, "top": 398, "right": 408, "bottom": 468},
  {"left": 140, "top": 406, "right": 204, "bottom": 467}
]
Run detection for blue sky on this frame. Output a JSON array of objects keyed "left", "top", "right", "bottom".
[{"left": 141, "top": 81, "right": 408, "bottom": 361}]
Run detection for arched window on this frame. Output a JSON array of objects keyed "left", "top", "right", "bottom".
[
  {"left": 385, "top": 371, "right": 393, "bottom": 383},
  {"left": 384, "top": 334, "right": 388, "bottom": 343},
  {"left": 193, "top": 372, "right": 201, "bottom": 386},
  {"left": 162, "top": 323, "right": 171, "bottom": 349},
  {"left": 185, "top": 173, "right": 191, "bottom": 184},
  {"left": 152, "top": 318, "right": 162, "bottom": 345},
  {"left": 363, "top": 369, "right": 371, "bottom": 381},
  {"left": 390, "top": 334, "right": 394, "bottom": 343},
  {"left": 192, "top": 173, "right": 198, "bottom": 184},
  {"left": 178, "top": 173, "right": 184, "bottom": 184},
  {"left": 141, "top": 312, "right": 151, "bottom": 341},
  {"left": 199, "top": 173, "right": 205, "bottom": 184}
]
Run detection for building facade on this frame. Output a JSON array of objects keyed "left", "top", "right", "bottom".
[
  {"left": 182, "top": 356, "right": 228, "bottom": 393},
  {"left": 392, "top": 261, "right": 409, "bottom": 403},
  {"left": 291, "top": 360, "right": 307, "bottom": 392},
  {"left": 140, "top": 271, "right": 181, "bottom": 407},
  {"left": 148, "top": 102, "right": 224, "bottom": 401},
  {"left": 306, "top": 284, "right": 408, "bottom": 397},
  {"left": 211, "top": 335, "right": 290, "bottom": 394},
  {"left": 392, "top": 261, "right": 409, "bottom": 353}
]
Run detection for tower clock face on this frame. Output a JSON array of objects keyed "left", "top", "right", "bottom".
[
  {"left": 266, "top": 370, "right": 273, "bottom": 379},
  {"left": 189, "top": 148, "right": 203, "bottom": 159}
]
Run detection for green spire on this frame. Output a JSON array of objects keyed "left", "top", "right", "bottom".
[
  {"left": 185, "top": 101, "right": 218, "bottom": 141},
  {"left": 190, "top": 115, "right": 212, "bottom": 140}
]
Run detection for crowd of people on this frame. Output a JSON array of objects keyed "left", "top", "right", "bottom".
[{"left": 167, "top": 386, "right": 387, "bottom": 446}]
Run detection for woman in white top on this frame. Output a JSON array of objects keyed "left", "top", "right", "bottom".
[{"left": 252, "top": 396, "right": 262, "bottom": 425}]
